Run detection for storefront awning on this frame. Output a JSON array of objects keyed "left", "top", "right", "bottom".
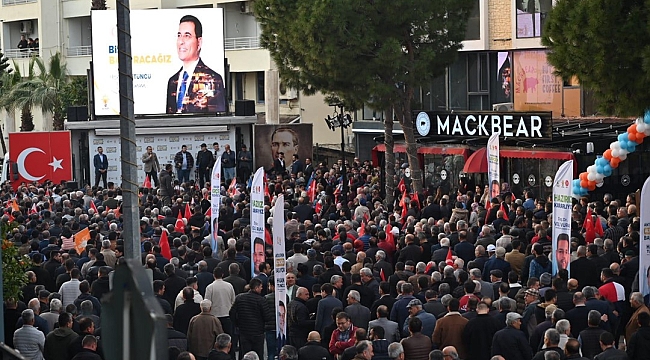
[
  {"left": 371, "top": 144, "right": 469, "bottom": 166},
  {"left": 463, "top": 147, "right": 576, "bottom": 173}
]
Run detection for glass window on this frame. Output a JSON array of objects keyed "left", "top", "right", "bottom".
[
  {"left": 516, "top": 0, "right": 553, "bottom": 38},
  {"left": 235, "top": 73, "right": 244, "bottom": 101},
  {"left": 449, "top": 54, "right": 468, "bottom": 110},
  {"left": 362, "top": 104, "right": 384, "bottom": 121},
  {"left": 465, "top": 0, "right": 481, "bottom": 41},
  {"left": 424, "top": 154, "right": 465, "bottom": 193},
  {"left": 257, "top": 71, "right": 265, "bottom": 103}
]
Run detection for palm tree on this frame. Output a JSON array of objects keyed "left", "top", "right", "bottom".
[
  {"left": 0, "top": 62, "right": 34, "bottom": 135},
  {"left": 4, "top": 52, "right": 69, "bottom": 130}
]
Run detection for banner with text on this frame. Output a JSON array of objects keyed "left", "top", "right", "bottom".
[
  {"left": 640, "top": 176, "right": 650, "bottom": 298},
  {"left": 251, "top": 167, "right": 265, "bottom": 277},
  {"left": 273, "top": 194, "right": 287, "bottom": 352},
  {"left": 552, "top": 160, "right": 573, "bottom": 276},
  {"left": 91, "top": 9, "right": 226, "bottom": 116},
  {"left": 210, "top": 156, "right": 222, "bottom": 255},
  {"left": 487, "top": 133, "right": 500, "bottom": 200}
]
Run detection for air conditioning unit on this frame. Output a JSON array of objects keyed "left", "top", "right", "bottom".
[
  {"left": 240, "top": 1, "right": 253, "bottom": 14},
  {"left": 20, "top": 21, "right": 33, "bottom": 35},
  {"left": 279, "top": 82, "right": 298, "bottom": 100},
  {"left": 492, "top": 102, "right": 514, "bottom": 111}
]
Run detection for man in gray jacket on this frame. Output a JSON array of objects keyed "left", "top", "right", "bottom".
[
  {"left": 159, "top": 164, "right": 174, "bottom": 206},
  {"left": 141, "top": 146, "right": 161, "bottom": 187}
]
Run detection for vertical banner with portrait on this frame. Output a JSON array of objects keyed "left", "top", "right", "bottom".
[
  {"left": 253, "top": 124, "right": 313, "bottom": 173},
  {"left": 91, "top": 9, "right": 226, "bottom": 116},
  {"left": 273, "top": 194, "right": 287, "bottom": 352},
  {"left": 639, "top": 176, "right": 650, "bottom": 299},
  {"left": 494, "top": 52, "right": 512, "bottom": 104},
  {"left": 210, "top": 156, "right": 222, "bottom": 255},
  {"left": 487, "top": 133, "right": 500, "bottom": 200},
  {"left": 552, "top": 160, "right": 573, "bottom": 276},
  {"left": 250, "top": 167, "right": 266, "bottom": 277}
]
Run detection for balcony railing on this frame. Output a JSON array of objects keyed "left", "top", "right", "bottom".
[
  {"left": 2, "top": 0, "right": 37, "bottom": 5},
  {"left": 3, "top": 48, "right": 39, "bottom": 59},
  {"left": 67, "top": 45, "right": 92, "bottom": 57},
  {"left": 225, "top": 36, "right": 261, "bottom": 50}
]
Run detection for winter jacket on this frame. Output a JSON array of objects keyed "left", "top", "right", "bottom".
[
  {"left": 492, "top": 326, "right": 533, "bottom": 360},
  {"left": 626, "top": 326, "right": 650, "bottom": 360},
  {"left": 230, "top": 290, "right": 274, "bottom": 336},
  {"left": 449, "top": 208, "right": 469, "bottom": 224},
  {"left": 44, "top": 327, "right": 78, "bottom": 360}
]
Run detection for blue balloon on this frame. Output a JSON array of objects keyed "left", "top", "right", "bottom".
[
  {"left": 603, "top": 168, "right": 612, "bottom": 177},
  {"left": 619, "top": 139, "right": 628, "bottom": 149},
  {"left": 573, "top": 179, "right": 581, "bottom": 188},
  {"left": 603, "top": 164, "right": 612, "bottom": 173},
  {"left": 627, "top": 141, "right": 637, "bottom": 151},
  {"left": 596, "top": 165, "right": 604, "bottom": 174},
  {"left": 619, "top": 133, "right": 629, "bottom": 143},
  {"left": 645, "top": 109, "right": 650, "bottom": 124}
]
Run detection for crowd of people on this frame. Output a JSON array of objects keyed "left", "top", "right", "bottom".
[{"left": 2, "top": 157, "right": 648, "bottom": 360}]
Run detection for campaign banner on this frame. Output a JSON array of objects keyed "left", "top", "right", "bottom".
[
  {"left": 640, "top": 176, "right": 650, "bottom": 298},
  {"left": 251, "top": 167, "right": 266, "bottom": 277},
  {"left": 91, "top": 9, "right": 226, "bottom": 116},
  {"left": 253, "top": 124, "right": 313, "bottom": 174},
  {"left": 273, "top": 194, "right": 287, "bottom": 351},
  {"left": 487, "top": 133, "right": 500, "bottom": 200},
  {"left": 210, "top": 155, "right": 222, "bottom": 255},
  {"left": 552, "top": 160, "right": 573, "bottom": 276}
]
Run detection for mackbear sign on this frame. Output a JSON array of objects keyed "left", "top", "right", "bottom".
[{"left": 414, "top": 111, "right": 552, "bottom": 139}]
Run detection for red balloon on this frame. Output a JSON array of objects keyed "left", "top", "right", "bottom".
[
  {"left": 610, "top": 157, "right": 620, "bottom": 168},
  {"left": 603, "top": 149, "right": 613, "bottom": 161},
  {"left": 628, "top": 132, "right": 636, "bottom": 142},
  {"left": 579, "top": 172, "right": 588, "bottom": 180},
  {"left": 588, "top": 183, "right": 596, "bottom": 191},
  {"left": 628, "top": 124, "right": 637, "bottom": 133},
  {"left": 580, "top": 179, "right": 589, "bottom": 188}
]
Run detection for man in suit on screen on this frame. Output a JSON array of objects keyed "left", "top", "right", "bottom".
[{"left": 166, "top": 15, "right": 226, "bottom": 114}]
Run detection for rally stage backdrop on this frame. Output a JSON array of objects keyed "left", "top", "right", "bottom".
[
  {"left": 87, "top": 130, "right": 236, "bottom": 186},
  {"left": 91, "top": 9, "right": 225, "bottom": 116},
  {"left": 253, "top": 124, "right": 313, "bottom": 173}
]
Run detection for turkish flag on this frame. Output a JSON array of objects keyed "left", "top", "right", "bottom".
[
  {"left": 9, "top": 131, "right": 72, "bottom": 189},
  {"left": 159, "top": 230, "right": 172, "bottom": 260}
]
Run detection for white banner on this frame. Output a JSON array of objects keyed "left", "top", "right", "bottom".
[
  {"left": 552, "top": 160, "right": 573, "bottom": 276},
  {"left": 640, "top": 177, "right": 650, "bottom": 299},
  {"left": 210, "top": 155, "right": 222, "bottom": 255},
  {"left": 251, "top": 167, "right": 266, "bottom": 277},
  {"left": 487, "top": 133, "right": 500, "bottom": 200},
  {"left": 273, "top": 194, "right": 286, "bottom": 351}
]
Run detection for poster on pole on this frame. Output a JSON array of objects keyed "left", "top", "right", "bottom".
[
  {"left": 273, "top": 194, "right": 287, "bottom": 352},
  {"left": 210, "top": 155, "right": 222, "bottom": 255},
  {"left": 251, "top": 167, "right": 266, "bottom": 277},
  {"left": 487, "top": 133, "right": 500, "bottom": 200},
  {"left": 640, "top": 176, "right": 650, "bottom": 300},
  {"left": 552, "top": 160, "right": 573, "bottom": 276}
]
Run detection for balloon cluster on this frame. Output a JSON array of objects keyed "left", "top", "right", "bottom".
[{"left": 573, "top": 110, "right": 650, "bottom": 197}]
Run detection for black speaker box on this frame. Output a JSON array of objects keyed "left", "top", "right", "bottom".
[
  {"left": 66, "top": 181, "right": 78, "bottom": 191},
  {"left": 67, "top": 106, "right": 88, "bottom": 121},
  {"left": 235, "top": 100, "right": 255, "bottom": 116}
]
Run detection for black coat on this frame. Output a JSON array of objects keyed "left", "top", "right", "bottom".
[
  {"left": 298, "top": 341, "right": 333, "bottom": 360},
  {"left": 287, "top": 298, "right": 314, "bottom": 349},
  {"left": 626, "top": 326, "right": 650, "bottom": 360},
  {"left": 230, "top": 290, "right": 274, "bottom": 336},
  {"left": 570, "top": 257, "right": 600, "bottom": 288},
  {"left": 463, "top": 314, "right": 501, "bottom": 360},
  {"left": 173, "top": 301, "right": 201, "bottom": 334},
  {"left": 491, "top": 326, "right": 533, "bottom": 360}
]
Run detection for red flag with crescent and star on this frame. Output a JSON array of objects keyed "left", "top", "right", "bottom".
[{"left": 9, "top": 131, "right": 72, "bottom": 190}]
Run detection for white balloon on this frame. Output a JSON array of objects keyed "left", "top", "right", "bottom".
[
  {"left": 638, "top": 123, "right": 647, "bottom": 133},
  {"left": 645, "top": 128, "right": 650, "bottom": 136},
  {"left": 611, "top": 142, "right": 621, "bottom": 150},
  {"left": 587, "top": 172, "right": 596, "bottom": 181},
  {"left": 595, "top": 173, "right": 604, "bottom": 181},
  {"left": 587, "top": 165, "right": 597, "bottom": 174},
  {"left": 620, "top": 153, "right": 627, "bottom": 160},
  {"left": 612, "top": 149, "right": 620, "bottom": 158}
]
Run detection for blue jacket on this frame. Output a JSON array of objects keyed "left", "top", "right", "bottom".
[
  {"left": 315, "top": 295, "right": 342, "bottom": 333},
  {"left": 402, "top": 310, "right": 437, "bottom": 338},
  {"left": 390, "top": 295, "right": 414, "bottom": 335}
]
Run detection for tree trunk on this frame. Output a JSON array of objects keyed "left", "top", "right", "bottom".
[
  {"left": 20, "top": 107, "right": 34, "bottom": 132},
  {"left": 52, "top": 113, "right": 64, "bottom": 131},
  {"left": 384, "top": 106, "right": 395, "bottom": 207},
  {"left": 396, "top": 84, "right": 422, "bottom": 193}
]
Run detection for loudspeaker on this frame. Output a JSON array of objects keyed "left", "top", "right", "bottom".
[
  {"left": 66, "top": 106, "right": 88, "bottom": 122},
  {"left": 235, "top": 100, "right": 255, "bottom": 116},
  {"left": 66, "top": 181, "right": 78, "bottom": 191}
]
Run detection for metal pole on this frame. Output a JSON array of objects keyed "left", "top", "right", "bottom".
[
  {"left": 339, "top": 105, "right": 347, "bottom": 202},
  {"left": 0, "top": 243, "right": 5, "bottom": 344},
  {"left": 116, "top": 0, "right": 140, "bottom": 260}
]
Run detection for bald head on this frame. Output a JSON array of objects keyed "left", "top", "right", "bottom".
[
  {"left": 609, "top": 263, "right": 620, "bottom": 275},
  {"left": 567, "top": 278, "right": 578, "bottom": 291},
  {"left": 307, "top": 331, "right": 321, "bottom": 342}
]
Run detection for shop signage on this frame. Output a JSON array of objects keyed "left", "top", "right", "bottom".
[{"left": 414, "top": 111, "right": 552, "bottom": 139}]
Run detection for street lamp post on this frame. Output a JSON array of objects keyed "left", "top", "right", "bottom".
[{"left": 325, "top": 104, "right": 352, "bottom": 204}]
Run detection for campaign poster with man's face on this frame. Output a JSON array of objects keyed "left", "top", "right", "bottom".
[{"left": 91, "top": 9, "right": 225, "bottom": 116}]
